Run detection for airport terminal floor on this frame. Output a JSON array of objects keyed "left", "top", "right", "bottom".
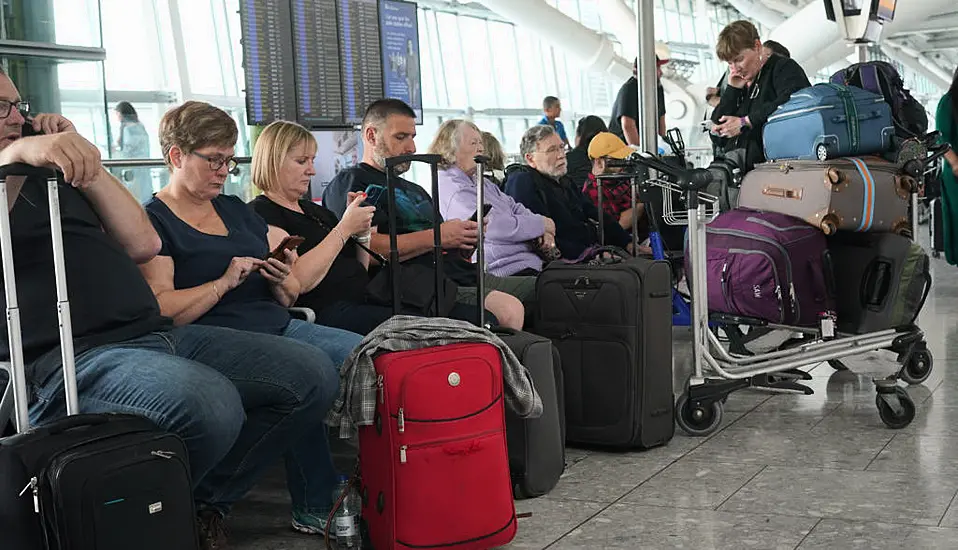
[{"left": 224, "top": 233, "right": 958, "bottom": 550}]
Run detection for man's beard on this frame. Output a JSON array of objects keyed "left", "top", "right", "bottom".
[
  {"left": 540, "top": 164, "right": 567, "bottom": 180},
  {"left": 373, "top": 143, "right": 411, "bottom": 174}
]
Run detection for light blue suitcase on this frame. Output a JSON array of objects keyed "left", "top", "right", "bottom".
[{"left": 763, "top": 83, "right": 894, "bottom": 161}]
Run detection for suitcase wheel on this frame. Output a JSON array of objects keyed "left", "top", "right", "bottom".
[
  {"left": 875, "top": 386, "right": 915, "bottom": 430},
  {"left": 675, "top": 393, "right": 724, "bottom": 437},
  {"left": 820, "top": 216, "right": 838, "bottom": 236},
  {"left": 933, "top": 250, "right": 941, "bottom": 259},
  {"left": 899, "top": 349, "right": 933, "bottom": 385},
  {"left": 816, "top": 144, "right": 829, "bottom": 161}
]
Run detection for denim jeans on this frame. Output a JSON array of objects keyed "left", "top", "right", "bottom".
[
  {"left": 28, "top": 324, "right": 338, "bottom": 516},
  {"left": 281, "top": 319, "right": 363, "bottom": 514}
]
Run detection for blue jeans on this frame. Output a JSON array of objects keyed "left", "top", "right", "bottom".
[
  {"left": 281, "top": 320, "right": 363, "bottom": 514},
  {"left": 28, "top": 324, "right": 338, "bottom": 516}
]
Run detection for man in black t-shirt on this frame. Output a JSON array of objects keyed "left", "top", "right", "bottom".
[
  {"left": 324, "top": 99, "right": 533, "bottom": 330},
  {"left": 0, "top": 72, "right": 337, "bottom": 548},
  {"left": 609, "top": 55, "right": 668, "bottom": 147}
]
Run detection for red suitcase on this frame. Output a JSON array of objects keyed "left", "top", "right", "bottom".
[{"left": 359, "top": 154, "right": 517, "bottom": 550}]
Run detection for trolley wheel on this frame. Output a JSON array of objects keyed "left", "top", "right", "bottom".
[
  {"left": 828, "top": 359, "right": 849, "bottom": 371},
  {"left": 675, "top": 394, "right": 724, "bottom": 437},
  {"left": 816, "top": 144, "right": 829, "bottom": 161},
  {"left": 876, "top": 387, "right": 916, "bottom": 430},
  {"left": 900, "top": 349, "right": 933, "bottom": 385},
  {"left": 933, "top": 250, "right": 941, "bottom": 259}
]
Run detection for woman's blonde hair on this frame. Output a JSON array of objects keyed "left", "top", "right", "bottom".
[
  {"left": 427, "top": 119, "right": 481, "bottom": 168},
  {"left": 251, "top": 120, "right": 317, "bottom": 193},
  {"left": 480, "top": 131, "right": 506, "bottom": 171},
  {"left": 715, "top": 20, "right": 761, "bottom": 62},
  {"left": 159, "top": 101, "right": 238, "bottom": 169}
]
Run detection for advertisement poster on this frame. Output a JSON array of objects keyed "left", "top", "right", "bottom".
[
  {"left": 310, "top": 130, "right": 363, "bottom": 201},
  {"left": 379, "top": 0, "right": 422, "bottom": 122}
]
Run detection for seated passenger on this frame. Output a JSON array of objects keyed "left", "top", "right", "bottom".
[
  {"left": 583, "top": 132, "right": 639, "bottom": 232},
  {"left": 429, "top": 119, "right": 557, "bottom": 277},
  {"left": 710, "top": 20, "right": 810, "bottom": 169},
  {"left": 0, "top": 73, "right": 336, "bottom": 550},
  {"left": 249, "top": 120, "right": 499, "bottom": 334},
  {"left": 504, "top": 125, "right": 631, "bottom": 260},
  {"left": 323, "top": 99, "right": 532, "bottom": 330},
  {"left": 137, "top": 101, "right": 362, "bottom": 539},
  {"left": 565, "top": 115, "right": 608, "bottom": 190},
  {"left": 480, "top": 131, "right": 507, "bottom": 187}
]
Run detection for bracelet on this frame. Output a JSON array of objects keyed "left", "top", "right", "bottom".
[
  {"left": 211, "top": 282, "right": 221, "bottom": 300},
  {"left": 332, "top": 226, "right": 347, "bottom": 246},
  {"left": 355, "top": 233, "right": 371, "bottom": 244},
  {"left": 740, "top": 116, "right": 749, "bottom": 129}
]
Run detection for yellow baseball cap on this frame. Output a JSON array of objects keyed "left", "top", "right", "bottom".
[{"left": 588, "top": 132, "right": 634, "bottom": 160}]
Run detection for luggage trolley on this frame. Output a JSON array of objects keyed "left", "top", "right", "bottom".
[{"left": 626, "top": 153, "right": 930, "bottom": 436}]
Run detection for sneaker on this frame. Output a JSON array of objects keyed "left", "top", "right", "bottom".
[
  {"left": 197, "top": 510, "right": 229, "bottom": 550},
  {"left": 291, "top": 508, "right": 333, "bottom": 537}
]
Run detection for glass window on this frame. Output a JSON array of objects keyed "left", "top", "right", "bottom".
[
  {"left": 178, "top": 0, "right": 229, "bottom": 96},
  {"left": 458, "top": 18, "right": 496, "bottom": 109},
  {"left": 435, "top": 12, "right": 469, "bottom": 108},
  {"left": 101, "top": 0, "right": 173, "bottom": 92},
  {"left": 488, "top": 22, "right": 524, "bottom": 108},
  {"left": 21, "top": 0, "right": 102, "bottom": 48}
]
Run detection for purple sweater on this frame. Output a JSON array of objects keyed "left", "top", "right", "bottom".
[{"left": 437, "top": 166, "right": 545, "bottom": 277}]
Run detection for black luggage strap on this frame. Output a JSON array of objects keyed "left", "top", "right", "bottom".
[{"left": 825, "top": 83, "right": 860, "bottom": 153}]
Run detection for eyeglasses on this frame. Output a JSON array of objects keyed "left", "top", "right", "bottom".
[
  {"left": 537, "top": 144, "right": 565, "bottom": 156},
  {"left": 191, "top": 151, "right": 238, "bottom": 173},
  {"left": 0, "top": 100, "right": 29, "bottom": 118}
]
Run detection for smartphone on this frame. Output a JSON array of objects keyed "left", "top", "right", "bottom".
[
  {"left": 469, "top": 204, "right": 493, "bottom": 222},
  {"left": 266, "top": 235, "right": 305, "bottom": 261},
  {"left": 363, "top": 184, "right": 386, "bottom": 208},
  {"left": 21, "top": 117, "right": 40, "bottom": 137}
]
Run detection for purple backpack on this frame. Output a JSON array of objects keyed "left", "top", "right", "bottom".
[{"left": 686, "top": 209, "right": 835, "bottom": 326}]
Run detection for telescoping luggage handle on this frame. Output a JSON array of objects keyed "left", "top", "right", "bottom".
[
  {"left": 0, "top": 169, "right": 79, "bottom": 433},
  {"left": 384, "top": 154, "right": 444, "bottom": 316},
  {"left": 474, "top": 155, "right": 489, "bottom": 327}
]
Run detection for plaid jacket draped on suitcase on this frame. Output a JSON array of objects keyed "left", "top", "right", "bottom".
[{"left": 326, "top": 315, "right": 543, "bottom": 438}]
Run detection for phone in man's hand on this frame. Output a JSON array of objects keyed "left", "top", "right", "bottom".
[
  {"left": 363, "top": 184, "right": 386, "bottom": 208},
  {"left": 266, "top": 235, "right": 305, "bottom": 261}
]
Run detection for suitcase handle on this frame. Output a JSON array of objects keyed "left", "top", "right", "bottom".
[
  {"left": 861, "top": 259, "right": 892, "bottom": 308},
  {"left": 820, "top": 251, "right": 837, "bottom": 300},
  {"left": 831, "top": 110, "right": 883, "bottom": 124},
  {"left": 30, "top": 413, "right": 113, "bottom": 437},
  {"left": 762, "top": 186, "right": 803, "bottom": 200},
  {"left": 909, "top": 271, "right": 933, "bottom": 325}
]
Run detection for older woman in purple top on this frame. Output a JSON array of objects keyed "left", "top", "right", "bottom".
[{"left": 429, "top": 119, "right": 557, "bottom": 277}]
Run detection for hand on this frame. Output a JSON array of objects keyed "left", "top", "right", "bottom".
[
  {"left": 591, "top": 158, "right": 607, "bottom": 177},
  {"left": 31, "top": 113, "right": 77, "bottom": 135},
  {"left": 705, "top": 86, "right": 719, "bottom": 101},
  {"left": 217, "top": 256, "right": 266, "bottom": 291},
  {"left": 2, "top": 133, "right": 101, "bottom": 188},
  {"left": 727, "top": 73, "right": 747, "bottom": 89},
  {"left": 542, "top": 216, "right": 556, "bottom": 235},
  {"left": 259, "top": 250, "right": 296, "bottom": 285},
  {"left": 337, "top": 191, "right": 375, "bottom": 237},
  {"left": 440, "top": 219, "right": 479, "bottom": 250},
  {"left": 540, "top": 232, "right": 556, "bottom": 250},
  {"left": 715, "top": 116, "right": 745, "bottom": 139}
]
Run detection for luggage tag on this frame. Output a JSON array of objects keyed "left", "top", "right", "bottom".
[{"left": 819, "top": 311, "right": 836, "bottom": 340}]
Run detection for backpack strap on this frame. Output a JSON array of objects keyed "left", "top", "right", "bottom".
[{"left": 857, "top": 64, "right": 882, "bottom": 96}]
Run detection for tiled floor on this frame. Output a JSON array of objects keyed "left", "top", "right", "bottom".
[{"left": 230, "top": 236, "right": 958, "bottom": 549}]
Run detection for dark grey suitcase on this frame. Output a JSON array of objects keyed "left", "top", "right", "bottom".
[
  {"left": 827, "top": 232, "right": 931, "bottom": 334},
  {"left": 495, "top": 328, "right": 565, "bottom": 499},
  {"left": 532, "top": 251, "right": 674, "bottom": 449}
]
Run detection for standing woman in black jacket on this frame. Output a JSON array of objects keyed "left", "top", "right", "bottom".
[
  {"left": 564, "top": 115, "right": 608, "bottom": 190},
  {"left": 710, "top": 20, "right": 810, "bottom": 170}
]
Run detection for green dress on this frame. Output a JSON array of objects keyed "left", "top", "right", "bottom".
[{"left": 936, "top": 94, "right": 958, "bottom": 265}]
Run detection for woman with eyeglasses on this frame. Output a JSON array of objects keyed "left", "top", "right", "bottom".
[
  {"left": 709, "top": 20, "right": 809, "bottom": 171},
  {"left": 137, "top": 101, "right": 362, "bottom": 539},
  {"left": 249, "top": 120, "right": 499, "bottom": 335}
]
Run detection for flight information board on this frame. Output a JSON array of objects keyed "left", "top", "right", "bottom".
[
  {"left": 238, "top": 0, "right": 297, "bottom": 125},
  {"left": 290, "top": 0, "right": 345, "bottom": 127},
  {"left": 337, "top": 0, "right": 385, "bottom": 125}
]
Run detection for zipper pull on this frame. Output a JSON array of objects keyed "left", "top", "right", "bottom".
[
  {"left": 400, "top": 446, "right": 407, "bottom": 463},
  {"left": 721, "top": 262, "right": 728, "bottom": 283},
  {"left": 397, "top": 408, "right": 405, "bottom": 433},
  {"left": 19, "top": 477, "right": 38, "bottom": 513},
  {"left": 377, "top": 375, "right": 384, "bottom": 404},
  {"left": 151, "top": 450, "right": 174, "bottom": 459}
]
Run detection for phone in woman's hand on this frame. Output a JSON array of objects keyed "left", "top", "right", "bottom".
[{"left": 266, "top": 235, "right": 305, "bottom": 261}]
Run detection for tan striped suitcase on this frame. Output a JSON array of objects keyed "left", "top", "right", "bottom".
[{"left": 737, "top": 157, "right": 916, "bottom": 235}]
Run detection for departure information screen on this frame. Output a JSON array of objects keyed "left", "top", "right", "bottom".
[
  {"left": 337, "top": 0, "right": 385, "bottom": 125},
  {"left": 239, "top": 0, "right": 396, "bottom": 128},
  {"left": 291, "top": 0, "right": 345, "bottom": 127},
  {"left": 239, "top": 0, "right": 297, "bottom": 125}
]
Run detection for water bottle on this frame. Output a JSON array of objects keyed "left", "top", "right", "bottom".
[{"left": 332, "top": 475, "right": 361, "bottom": 549}]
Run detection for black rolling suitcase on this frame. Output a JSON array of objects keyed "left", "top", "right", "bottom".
[
  {"left": 827, "top": 232, "right": 931, "bottom": 334},
  {"left": 471, "top": 155, "right": 566, "bottom": 499},
  {"left": 0, "top": 167, "right": 198, "bottom": 550},
  {"left": 533, "top": 249, "right": 674, "bottom": 449}
]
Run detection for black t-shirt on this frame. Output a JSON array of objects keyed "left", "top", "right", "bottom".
[
  {"left": 250, "top": 196, "right": 369, "bottom": 311},
  {"left": 609, "top": 77, "right": 667, "bottom": 142},
  {"left": 0, "top": 168, "right": 168, "bottom": 383},
  {"left": 145, "top": 194, "right": 290, "bottom": 335},
  {"left": 323, "top": 163, "right": 477, "bottom": 286}
]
